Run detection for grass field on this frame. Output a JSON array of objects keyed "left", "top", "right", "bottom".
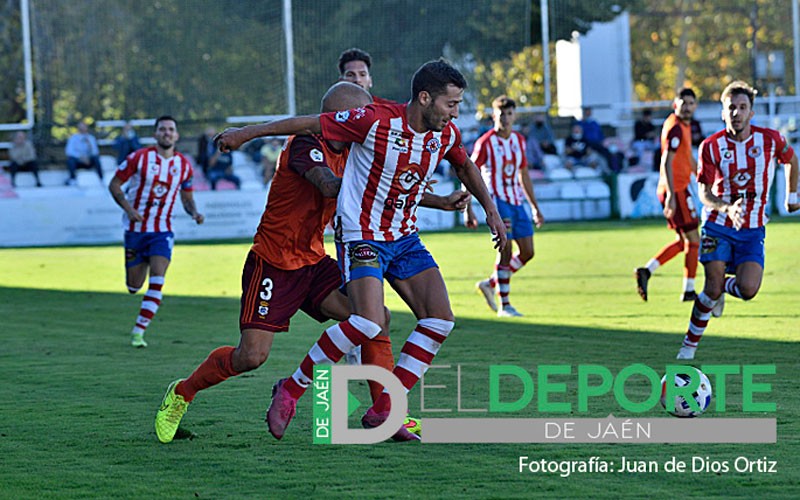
[{"left": 1, "top": 219, "right": 798, "bottom": 499}]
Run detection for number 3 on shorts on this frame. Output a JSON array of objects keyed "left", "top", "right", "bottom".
[{"left": 260, "top": 278, "right": 274, "bottom": 301}]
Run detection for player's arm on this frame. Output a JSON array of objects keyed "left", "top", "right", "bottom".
[
  {"left": 452, "top": 156, "right": 507, "bottom": 249},
  {"left": 419, "top": 183, "right": 471, "bottom": 212},
  {"left": 660, "top": 148, "right": 677, "bottom": 218},
  {"left": 783, "top": 152, "right": 800, "bottom": 212},
  {"left": 179, "top": 189, "right": 205, "bottom": 224},
  {"left": 108, "top": 175, "right": 143, "bottom": 223},
  {"left": 518, "top": 164, "right": 544, "bottom": 228},
  {"left": 303, "top": 166, "right": 342, "bottom": 198},
  {"left": 215, "top": 116, "right": 322, "bottom": 152},
  {"left": 699, "top": 181, "right": 744, "bottom": 230}
]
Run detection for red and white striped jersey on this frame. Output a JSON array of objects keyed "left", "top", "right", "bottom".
[
  {"left": 698, "top": 125, "right": 794, "bottom": 229},
  {"left": 113, "top": 147, "right": 195, "bottom": 232},
  {"left": 471, "top": 129, "right": 528, "bottom": 205},
  {"left": 320, "top": 103, "right": 467, "bottom": 242}
]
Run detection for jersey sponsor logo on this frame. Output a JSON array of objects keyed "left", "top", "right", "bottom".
[
  {"left": 721, "top": 149, "right": 734, "bottom": 163},
  {"left": 503, "top": 162, "right": 515, "bottom": 176},
  {"left": 701, "top": 235, "right": 718, "bottom": 254},
  {"left": 310, "top": 148, "right": 324, "bottom": 162},
  {"left": 335, "top": 110, "right": 350, "bottom": 122},
  {"left": 396, "top": 163, "right": 424, "bottom": 193},
  {"left": 148, "top": 162, "right": 160, "bottom": 175},
  {"left": 352, "top": 107, "right": 367, "bottom": 120},
  {"left": 747, "top": 145, "right": 762, "bottom": 158},
  {"left": 152, "top": 181, "right": 169, "bottom": 198},
  {"left": 349, "top": 243, "right": 380, "bottom": 269},
  {"left": 391, "top": 137, "right": 409, "bottom": 153},
  {"left": 732, "top": 171, "right": 752, "bottom": 187},
  {"left": 426, "top": 138, "right": 441, "bottom": 154},
  {"left": 670, "top": 136, "right": 680, "bottom": 149}
]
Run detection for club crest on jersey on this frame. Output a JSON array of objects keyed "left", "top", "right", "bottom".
[
  {"left": 335, "top": 110, "right": 350, "bottom": 122},
  {"left": 153, "top": 181, "right": 169, "bottom": 197},
  {"left": 733, "top": 171, "right": 752, "bottom": 187},
  {"left": 426, "top": 138, "right": 441, "bottom": 154},
  {"left": 169, "top": 164, "right": 180, "bottom": 177},
  {"left": 747, "top": 145, "right": 762, "bottom": 158},
  {"left": 349, "top": 243, "right": 379, "bottom": 269},
  {"left": 310, "top": 148, "right": 324, "bottom": 162}
]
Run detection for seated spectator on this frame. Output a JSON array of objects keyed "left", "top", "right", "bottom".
[
  {"left": 260, "top": 138, "right": 282, "bottom": 186},
  {"left": 564, "top": 123, "right": 605, "bottom": 172},
  {"left": 577, "top": 106, "right": 617, "bottom": 171},
  {"left": 196, "top": 127, "right": 216, "bottom": 176},
  {"left": 113, "top": 122, "right": 142, "bottom": 164},
  {"left": 631, "top": 108, "right": 660, "bottom": 170},
  {"left": 8, "top": 131, "right": 42, "bottom": 187},
  {"left": 65, "top": 121, "right": 103, "bottom": 185},
  {"left": 207, "top": 149, "right": 241, "bottom": 190},
  {"left": 530, "top": 112, "right": 558, "bottom": 155}
]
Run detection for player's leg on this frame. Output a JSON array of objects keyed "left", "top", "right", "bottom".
[
  {"left": 124, "top": 231, "right": 149, "bottom": 293},
  {"left": 681, "top": 228, "right": 700, "bottom": 301},
  {"left": 635, "top": 190, "right": 685, "bottom": 301},
  {"left": 724, "top": 262, "right": 764, "bottom": 300}
]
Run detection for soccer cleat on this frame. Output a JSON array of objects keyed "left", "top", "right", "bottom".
[
  {"left": 497, "top": 305, "right": 523, "bottom": 317},
  {"left": 361, "top": 408, "right": 420, "bottom": 442},
  {"left": 681, "top": 290, "right": 698, "bottom": 302},
  {"left": 266, "top": 378, "right": 298, "bottom": 440},
  {"left": 131, "top": 333, "right": 148, "bottom": 348},
  {"left": 155, "top": 379, "right": 189, "bottom": 443},
  {"left": 403, "top": 416, "right": 421, "bottom": 436},
  {"left": 711, "top": 294, "right": 725, "bottom": 318},
  {"left": 676, "top": 346, "right": 697, "bottom": 360},
  {"left": 344, "top": 345, "right": 362, "bottom": 365},
  {"left": 476, "top": 279, "right": 498, "bottom": 312},
  {"left": 634, "top": 267, "right": 651, "bottom": 301}
]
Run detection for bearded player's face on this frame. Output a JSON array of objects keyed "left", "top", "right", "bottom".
[{"left": 154, "top": 120, "right": 179, "bottom": 150}]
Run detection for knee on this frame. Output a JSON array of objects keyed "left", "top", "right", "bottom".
[
  {"left": 381, "top": 307, "right": 392, "bottom": 335},
  {"left": 234, "top": 348, "right": 268, "bottom": 373},
  {"left": 738, "top": 283, "right": 759, "bottom": 301},
  {"left": 519, "top": 249, "right": 534, "bottom": 263}
]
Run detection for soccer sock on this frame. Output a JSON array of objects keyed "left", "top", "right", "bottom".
[
  {"left": 175, "top": 346, "right": 240, "bottom": 402},
  {"left": 284, "top": 315, "right": 381, "bottom": 399},
  {"left": 724, "top": 276, "right": 743, "bottom": 299},
  {"left": 683, "top": 292, "right": 717, "bottom": 348},
  {"left": 488, "top": 254, "right": 525, "bottom": 288},
  {"left": 372, "top": 318, "right": 454, "bottom": 414},
  {"left": 130, "top": 275, "right": 164, "bottom": 335},
  {"left": 647, "top": 240, "right": 683, "bottom": 273},
  {"left": 361, "top": 334, "right": 395, "bottom": 404},
  {"left": 683, "top": 241, "right": 699, "bottom": 291},
  {"left": 496, "top": 265, "right": 512, "bottom": 308}
]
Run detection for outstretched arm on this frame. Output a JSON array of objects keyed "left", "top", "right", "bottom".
[
  {"left": 452, "top": 157, "right": 507, "bottom": 249},
  {"left": 785, "top": 152, "right": 800, "bottom": 212},
  {"left": 215, "top": 116, "right": 322, "bottom": 152}
]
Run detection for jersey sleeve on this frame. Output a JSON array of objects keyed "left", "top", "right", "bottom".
[
  {"left": 665, "top": 123, "right": 683, "bottom": 152},
  {"left": 444, "top": 125, "right": 468, "bottom": 166},
  {"left": 773, "top": 131, "right": 795, "bottom": 164},
  {"left": 319, "top": 104, "right": 377, "bottom": 144},
  {"left": 286, "top": 135, "right": 330, "bottom": 177},
  {"left": 470, "top": 135, "right": 487, "bottom": 166},
  {"left": 113, "top": 150, "right": 140, "bottom": 183},
  {"left": 516, "top": 132, "right": 528, "bottom": 168},
  {"left": 697, "top": 139, "right": 717, "bottom": 185}
]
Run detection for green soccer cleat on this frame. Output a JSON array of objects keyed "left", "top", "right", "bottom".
[
  {"left": 403, "top": 416, "right": 421, "bottom": 436},
  {"left": 155, "top": 379, "right": 189, "bottom": 443},
  {"left": 131, "top": 333, "right": 148, "bottom": 348}
]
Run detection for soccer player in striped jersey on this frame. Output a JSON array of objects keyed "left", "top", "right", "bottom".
[
  {"left": 635, "top": 88, "right": 701, "bottom": 303},
  {"left": 109, "top": 116, "right": 204, "bottom": 348},
  {"left": 216, "top": 59, "right": 507, "bottom": 441},
  {"left": 678, "top": 81, "right": 800, "bottom": 360},
  {"left": 470, "top": 96, "right": 544, "bottom": 317}
]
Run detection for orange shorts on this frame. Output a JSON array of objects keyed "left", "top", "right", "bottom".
[{"left": 658, "top": 188, "right": 699, "bottom": 233}]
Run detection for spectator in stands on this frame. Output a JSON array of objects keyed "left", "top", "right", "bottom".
[
  {"left": 521, "top": 123, "right": 544, "bottom": 170},
  {"left": 8, "top": 131, "right": 42, "bottom": 188},
  {"left": 65, "top": 121, "right": 103, "bottom": 185},
  {"left": 564, "top": 123, "right": 604, "bottom": 171},
  {"left": 206, "top": 149, "right": 241, "bottom": 190},
  {"left": 631, "top": 108, "right": 660, "bottom": 170},
  {"left": 196, "top": 127, "right": 217, "bottom": 176},
  {"left": 530, "top": 112, "right": 558, "bottom": 155},
  {"left": 577, "top": 106, "right": 617, "bottom": 171},
  {"left": 113, "top": 122, "right": 142, "bottom": 164},
  {"left": 260, "top": 137, "right": 281, "bottom": 186}
]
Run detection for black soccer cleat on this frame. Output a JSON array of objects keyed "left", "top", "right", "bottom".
[
  {"left": 681, "top": 290, "right": 698, "bottom": 302},
  {"left": 634, "top": 267, "right": 651, "bottom": 301}
]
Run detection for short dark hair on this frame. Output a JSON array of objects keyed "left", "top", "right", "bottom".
[
  {"left": 678, "top": 87, "right": 696, "bottom": 100},
  {"left": 338, "top": 48, "right": 372, "bottom": 75},
  {"left": 492, "top": 95, "right": 516, "bottom": 110},
  {"left": 154, "top": 115, "right": 177, "bottom": 130},
  {"left": 411, "top": 58, "right": 467, "bottom": 102},
  {"left": 721, "top": 80, "right": 757, "bottom": 107}
]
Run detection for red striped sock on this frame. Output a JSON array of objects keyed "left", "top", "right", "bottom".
[{"left": 131, "top": 275, "right": 164, "bottom": 335}]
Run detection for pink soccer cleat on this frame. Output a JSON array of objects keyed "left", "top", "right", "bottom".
[
  {"left": 265, "top": 378, "right": 298, "bottom": 440},
  {"left": 361, "top": 407, "right": 421, "bottom": 442}
]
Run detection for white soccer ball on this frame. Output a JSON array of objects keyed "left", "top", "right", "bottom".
[{"left": 660, "top": 367, "right": 712, "bottom": 418}]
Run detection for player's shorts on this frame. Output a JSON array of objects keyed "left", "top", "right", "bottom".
[
  {"left": 495, "top": 197, "right": 534, "bottom": 240},
  {"left": 336, "top": 233, "right": 438, "bottom": 284},
  {"left": 699, "top": 223, "right": 765, "bottom": 274},
  {"left": 658, "top": 188, "right": 699, "bottom": 233},
  {"left": 239, "top": 250, "right": 343, "bottom": 332},
  {"left": 124, "top": 231, "right": 174, "bottom": 268}
]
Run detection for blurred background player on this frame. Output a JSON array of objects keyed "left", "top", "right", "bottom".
[
  {"left": 677, "top": 81, "right": 799, "bottom": 360},
  {"left": 471, "top": 95, "right": 544, "bottom": 317},
  {"left": 109, "top": 116, "right": 204, "bottom": 348},
  {"left": 635, "top": 88, "right": 700, "bottom": 303},
  {"left": 338, "top": 47, "right": 393, "bottom": 104}
]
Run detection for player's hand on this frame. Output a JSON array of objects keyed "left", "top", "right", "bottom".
[
  {"left": 726, "top": 198, "right": 744, "bottom": 230},
  {"left": 663, "top": 193, "right": 675, "bottom": 219},
  {"left": 485, "top": 210, "right": 508, "bottom": 250},
  {"left": 424, "top": 179, "right": 438, "bottom": 193},
  {"left": 463, "top": 206, "right": 478, "bottom": 229},
  {"left": 193, "top": 213, "right": 205, "bottom": 225},
  {"left": 127, "top": 210, "right": 143, "bottom": 222},
  {"left": 441, "top": 190, "right": 471, "bottom": 211},
  {"left": 533, "top": 211, "right": 545, "bottom": 228},
  {"left": 787, "top": 192, "right": 800, "bottom": 213},
  {"left": 214, "top": 127, "right": 246, "bottom": 153}
]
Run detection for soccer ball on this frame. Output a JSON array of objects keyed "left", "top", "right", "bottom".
[{"left": 660, "top": 367, "right": 712, "bottom": 418}]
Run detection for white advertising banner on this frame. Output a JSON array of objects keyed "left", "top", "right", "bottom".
[{"left": 617, "top": 172, "right": 661, "bottom": 219}]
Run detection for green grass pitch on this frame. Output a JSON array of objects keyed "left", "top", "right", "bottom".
[{"left": 1, "top": 219, "right": 798, "bottom": 498}]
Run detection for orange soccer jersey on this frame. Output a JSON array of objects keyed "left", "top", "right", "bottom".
[
  {"left": 658, "top": 113, "right": 694, "bottom": 194},
  {"left": 250, "top": 135, "right": 347, "bottom": 270}
]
